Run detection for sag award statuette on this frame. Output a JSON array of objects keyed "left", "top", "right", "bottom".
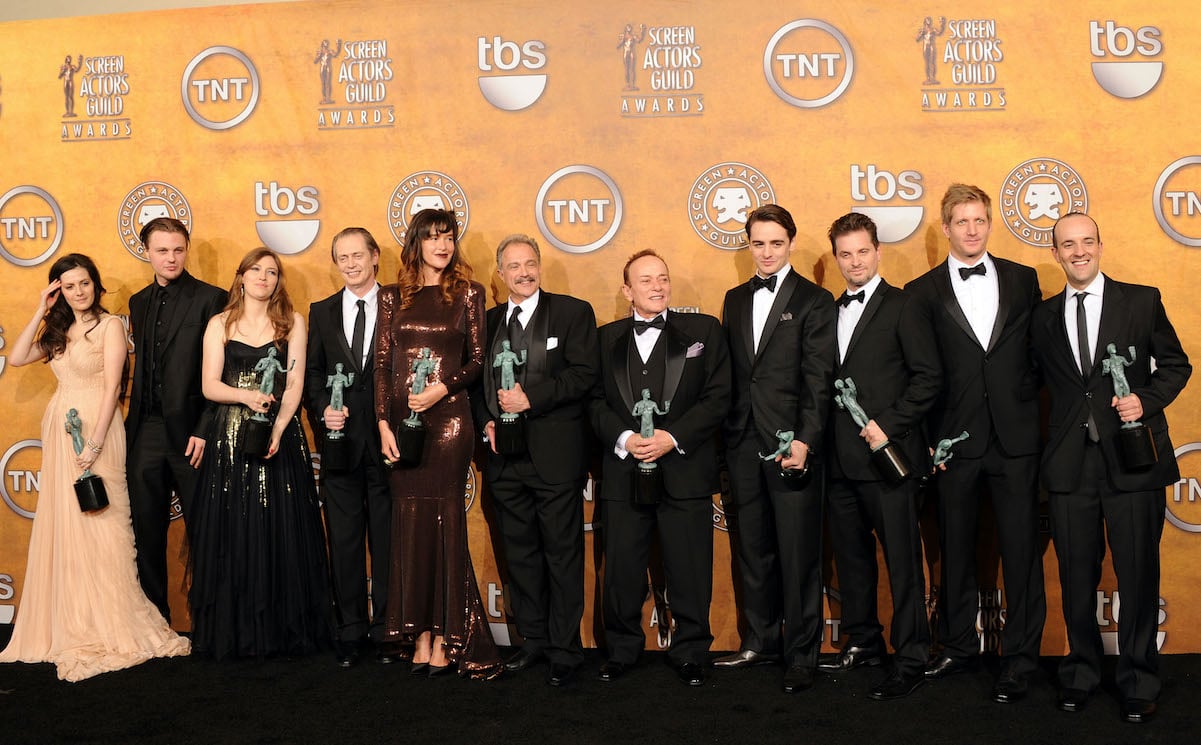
[
  {"left": 66, "top": 408, "right": 108, "bottom": 512},
  {"left": 631, "top": 388, "right": 670, "bottom": 506},
  {"left": 243, "top": 346, "right": 293, "bottom": 458},
  {"left": 322, "top": 362, "right": 354, "bottom": 471},
  {"left": 394, "top": 347, "right": 436, "bottom": 468},
  {"left": 759, "top": 429, "right": 811, "bottom": 489},
  {"left": 1103, "top": 343, "right": 1158, "bottom": 469},
  {"left": 493, "top": 339, "right": 528, "bottom": 457},
  {"left": 835, "top": 377, "right": 912, "bottom": 486},
  {"left": 932, "top": 431, "right": 970, "bottom": 468}
]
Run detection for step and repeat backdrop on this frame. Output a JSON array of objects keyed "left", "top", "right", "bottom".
[{"left": 1, "top": 0, "right": 1200, "bottom": 655}]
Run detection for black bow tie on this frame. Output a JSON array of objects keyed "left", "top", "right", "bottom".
[
  {"left": 838, "top": 290, "right": 865, "bottom": 308},
  {"left": 751, "top": 274, "right": 777, "bottom": 292},
  {"left": 633, "top": 315, "right": 666, "bottom": 335},
  {"left": 958, "top": 263, "right": 987, "bottom": 280}
]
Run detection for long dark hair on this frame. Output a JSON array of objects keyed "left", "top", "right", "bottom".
[
  {"left": 222, "top": 247, "right": 294, "bottom": 348},
  {"left": 38, "top": 253, "right": 108, "bottom": 360},
  {"left": 397, "top": 208, "right": 472, "bottom": 310}
]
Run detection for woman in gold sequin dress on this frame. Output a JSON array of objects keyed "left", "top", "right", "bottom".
[
  {"left": 376, "top": 209, "right": 501, "bottom": 678},
  {"left": 0, "top": 254, "right": 189, "bottom": 681},
  {"left": 188, "top": 248, "right": 329, "bottom": 659}
]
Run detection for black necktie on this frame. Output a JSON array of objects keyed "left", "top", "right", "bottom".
[
  {"left": 751, "top": 274, "right": 777, "bottom": 292},
  {"left": 633, "top": 315, "right": 666, "bottom": 335},
  {"left": 959, "top": 264, "right": 987, "bottom": 280},
  {"left": 838, "top": 290, "right": 865, "bottom": 308},
  {"left": 351, "top": 298, "right": 366, "bottom": 369},
  {"left": 508, "top": 305, "right": 525, "bottom": 349},
  {"left": 1075, "top": 292, "right": 1100, "bottom": 443}
]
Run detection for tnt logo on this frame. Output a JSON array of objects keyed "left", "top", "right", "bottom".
[
  {"left": 254, "top": 181, "right": 320, "bottom": 255},
  {"left": 477, "top": 36, "right": 548, "bottom": 111},
  {"left": 1, "top": 440, "right": 40, "bottom": 519},
  {"left": 1089, "top": 21, "right": 1163, "bottom": 99},
  {"left": 1166, "top": 442, "right": 1201, "bottom": 531},
  {"left": 849, "top": 165, "right": 925, "bottom": 243},
  {"left": 535, "top": 165, "right": 623, "bottom": 254},
  {"left": 182, "top": 46, "right": 260, "bottom": 130},
  {"left": 1153, "top": 157, "right": 1201, "bottom": 248},
  {"left": 763, "top": 19, "right": 854, "bottom": 109},
  {"left": 0, "top": 186, "right": 64, "bottom": 267}
]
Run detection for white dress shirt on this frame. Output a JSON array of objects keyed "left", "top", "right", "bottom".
[
  {"left": 752, "top": 264, "right": 792, "bottom": 353},
  {"left": 837, "top": 274, "right": 882, "bottom": 364},
  {"left": 341, "top": 282, "right": 380, "bottom": 369},
  {"left": 1062, "top": 274, "right": 1105, "bottom": 375},
  {"left": 947, "top": 253, "right": 999, "bottom": 349}
]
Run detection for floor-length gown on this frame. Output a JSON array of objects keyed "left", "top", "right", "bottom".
[
  {"left": 0, "top": 315, "right": 190, "bottom": 681},
  {"left": 375, "top": 282, "right": 502, "bottom": 677},
  {"left": 187, "top": 339, "right": 330, "bottom": 659}
]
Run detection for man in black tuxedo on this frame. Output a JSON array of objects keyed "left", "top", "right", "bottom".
[
  {"left": 304, "top": 227, "right": 392, "bottom": 667},
  {"left": 819, "top": 213, "right": 940, "bottom": 700},
  {"left": 1031, "top": 212, "right": 1190, "bottom": 723},
  {"left": 591, "top": 250, "right": 730, "bottom": 687},
  {"left": 904, "top": 184, "right": 1046, "bottom": 703},
  {"left": 715, "top": 204, "right": 836, "bottom": 694},
  {"left": 472, "top": 234, "right": 598, "bottom": 687},
  {"left": 126, "top": 217, "right": 226, "bottom": 624}
]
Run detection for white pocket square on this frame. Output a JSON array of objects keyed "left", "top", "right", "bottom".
[
  {"left": 546, "top": 336, "right": 559, "bottom": 350},
  {"left": 780, "top": 312, "right": 793, "bottom": 322},
  {"left": 686, "top": 342, "right": 705, "bottom": 358}
]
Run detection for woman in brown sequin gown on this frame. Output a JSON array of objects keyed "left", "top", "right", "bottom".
[{"left": 375, "top": 208, "right": 501, "bottom": 678}]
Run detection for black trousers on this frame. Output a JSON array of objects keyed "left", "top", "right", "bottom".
[
  {"left": 1050, "top": 441, "right": 1164, "bottom": 700},
  {"left": 489, "top": 459, "right": 585, "bottom": 666},
  {"left": 827, "top": 475, "right": 931, "bottom": 675},
  {"left": 725, "top": 435, "right": 824, "bottom": 668},
  {"left": 935, "top": 435, "right": 1045, "bottom": 675}
]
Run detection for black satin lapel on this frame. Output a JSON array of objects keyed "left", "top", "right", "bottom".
[
  {"left": 937, "top": 266, "right": 982, "bottom": 348},
  {"left": 330, "top": 300, "right": 358, "bottom": 373},
  {"left": 1094, "top": 279, "right": 1128, "bottom": 375},
  {"left": 844, "top": 282, "right": 887, "bottom": 361},
  {"left": 986, "top": 265, "right": 1010, "bottom": 354},
  {"left": 527, "top": 298, "right": 550, "bottom": 376},
  {"left": 662, "top": 318, "right": 687, "bottom": 406},
  {"left": 755, "top": 271, "right": 798, "bottom": 363},
  {"left": 485, "top": 308, "right": 506, "bottom": 417},
  {"left": 614, "top": 323, "right": 635, "bottom": 416}
]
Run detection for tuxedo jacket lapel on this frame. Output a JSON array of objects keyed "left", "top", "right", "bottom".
[
  {"left": 934, "top": 262, "right": 982, "bottom": 348},
  {"left": 844, "top": 281, "right": 888, "bottom": 363},
  {"left": 612, "top": 321, "right": 636, "bottom": 416},
  {"left": 754, "top": 270, "right": 798, "bottom": 364},
  {"left": 485, "top": 308, "right": 507, "bottom": 418},
  {"left": 1094, "top": 278, "right": 1128, "bottom": 378},
  {"left": 526, "top": 298, "right": 550, "bottom": 376},
  {"left": 662, "top": 315, "right": 687, "bottom": 406},
  {"left": 985, "top": 264, "right": 1012, "bottom": 354}
]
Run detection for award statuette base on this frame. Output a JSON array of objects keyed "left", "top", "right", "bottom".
[
  {"left": 75, "top": 473, "right": 109, "bottom": 512},
  {"left": 495, "top": 415, "right": 527, "bottom": 458},
  {"left": 322, "top": 432, "right": 349, "bottom": 471},
  {"left": 394, "top": 419, "right": 426, "bottom": 468},
  {"left": 870, "top": 441, "right": 912, "bottom": 487},
  {"left": 778, "top": 463, "right": 812, "bottom": 490},
  {"left": 634, "top": 463, "right": 663, "bottom": 506},
  {"left": 1118, "top": 423, "right": 1158, "bottom": 470},
  {"left": 241, "top": 416, "right": 272, "bottom": 459}
]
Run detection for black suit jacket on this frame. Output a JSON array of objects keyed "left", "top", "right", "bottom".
[
  {"left": 904, "top": 256, "right": 1041, "bottom": 458},
  {"left": 590, "top": 311, "right": 730, "bottom": 501},
  {"left": 827, "top": 280, "right": 942, "bottom": 481},
  {"left": 1031, "top": 277, "right": 1191, "bottom": 493},
  {"left": 472, "top": 291, "right": 599, "bottom": 485},
  {"left": 722, "top": 269, "right": 837, "bottom": 452},
  {"left": 305, "top": 287, "right": 384, "bottom": 467},
  {"left": 126, "top": 270, "right": 226, "bottom": 451}
]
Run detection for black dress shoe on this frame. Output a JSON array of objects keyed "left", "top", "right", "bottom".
[
  {"left": 547, "top": 663, "right": 575, "bottom": 687},
  {"left": 782, "top": 664, "right": 815, "bottom": 694},
  {"left": 674, "top": 662, "right": 705, "bottom": 687},
  {"left": 1057, "top": 688, "right": 1090, "bottom": 713},
  {"left": 376, "top": 652, "right": 400, "bottom": 665},
  {"left": 427, "top": 663, "right": 455, "bottom": 678},
  {"left": 869, "top": 671, "right": 925, "bottom": 701},
  {"left": 818, "top": 645, "right": 884, "bottom": 672},
  {"left": 713, "top": 649, "right": 781, "bottom": 669},
  {"left": 598, "top": 661, "right": 628, "bottom": 682},
  {"left": 924, "top": 655, "right": 971, "bottom": 679},
  {"left": 992, "top": 671, "right": 1028, "bottom": 703},
  {"left": 409, "top": 662, "right": 430, "bottom": 675},
  {"left": 505, "top": 648, "right": 545, "bottom": 672},
  {"left": 334, "top": 639, "right": 364, "bottom": 668},
  {"left": 1121, "top": 698, "right": 1157, "bottom": 723}
]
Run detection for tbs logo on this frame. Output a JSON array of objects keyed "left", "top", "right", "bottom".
[
  {"left": 477, "top": 36, "right": 547, "bottom": 111},
  {"left": 254, "top": 181, "right": 320, "bottom": 255},
  {"left": 848, "top": 165, "right": 924, "bottom": 243},
  {"left": 1089, "top": 21, "right": 1163, "bottom": 99}
]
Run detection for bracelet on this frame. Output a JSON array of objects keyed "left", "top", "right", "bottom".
[{"left": 86, "top": 439, "right": 103, "bottom": 454}]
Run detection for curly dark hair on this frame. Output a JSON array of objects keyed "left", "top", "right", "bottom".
[{"left": 38, "top": 253, "right": 108, "bottom": 360}]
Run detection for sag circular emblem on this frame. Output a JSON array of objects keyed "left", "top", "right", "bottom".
[
  {"left": 688, "top": 162, "right": 775, "bottom": 250},
  {"left": 464, "top": 467, "right": 477, "bottom": 512},
  {"left": 999, "top": 158, "right": 1089, "bottom": 247},
  {"left": 387, "top": 171, "right": 470, "bottom": 245},
  {"left": 116, "top": 181, "right": 193, "bottom": 261}
]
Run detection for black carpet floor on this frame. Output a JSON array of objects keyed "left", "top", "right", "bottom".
[{"left": 4, "top": 650, "right": 1200, "bottom": 744}]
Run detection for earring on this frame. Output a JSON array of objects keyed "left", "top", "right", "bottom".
[{"left": 240, "top": 284, "right": 244, "bottom": 296}]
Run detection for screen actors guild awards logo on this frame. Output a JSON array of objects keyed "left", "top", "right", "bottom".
[
  {"left": 387, "top": 171, "right": 470, "bottom": 245},
  {"left": 117, "top": 181, "right": 193, "bottom": 261},
  {"left": 619, "top": 23, "right": 705, "bottom": 117},
  {"left": 316, "top": 37, "right": 395, "bottom": 130},
  {"left": 688, "top": 162, "right": 775, "bottom": 250},
  {"left": 999, "top": 158, "right": 1088, "bottom": 247},
  {"left": 60, "top": 52, "right": 132, "bottom": 142},
  {"left": 918, "top": 15, "right": 1006, "bottom": 112}
]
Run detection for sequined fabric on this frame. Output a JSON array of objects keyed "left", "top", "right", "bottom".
[
  {"left": 374, "top": 282, "right": 502, "bottom": 678},
  {"left": 188, "top": 340, "right": 331, "bottom": 659}
]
